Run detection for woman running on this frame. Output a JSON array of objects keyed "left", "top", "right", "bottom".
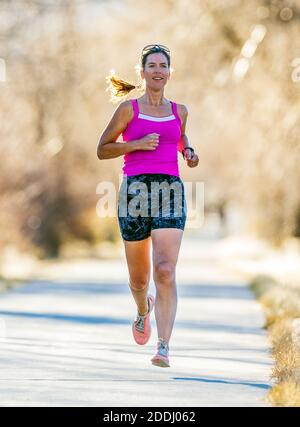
[{"left": 97, "top": 44, "right": 199, "bottom": 368}]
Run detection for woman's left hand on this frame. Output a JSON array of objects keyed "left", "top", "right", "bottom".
[{"left": 185, "top": 150, "right": 199, "bottom": 168}]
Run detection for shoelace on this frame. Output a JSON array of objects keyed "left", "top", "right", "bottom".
[
  {"left": 135, "top": 315, "right": 145, "bottom": 332},
  {"left": 157, "top": 338, "right": 169, "bottom": 356},
  {"left": 134, "top": 299, "right": 150, "bottom": 333}
]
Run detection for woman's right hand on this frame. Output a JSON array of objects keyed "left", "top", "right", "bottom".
[{"left": 136, "top": 133, "right": 160, "bottom": 151}]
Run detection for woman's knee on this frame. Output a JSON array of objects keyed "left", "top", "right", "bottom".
[
  {"left": 153, "top": 262, "right": 176, "bottom": 285},
  {"left": 129, "top": 277, "right": 149, "bottom": 291}
]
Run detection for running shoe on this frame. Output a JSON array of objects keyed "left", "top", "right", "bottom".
[
  {"left": 151, "top": 338, "right": 170, "bottom": 367},
  {"left": 132, "top": 294, "right": 155, "bottom": 345}
]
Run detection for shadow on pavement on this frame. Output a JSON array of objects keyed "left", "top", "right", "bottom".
[
  {"left": 0, "top": 309, "right": 261, "bottom": 335},
  {"left": 3, "top": 280, "right": 252, "bottom": 300},
  {"left": 173, "top": 377, "right": 271, "bottom": 389}
]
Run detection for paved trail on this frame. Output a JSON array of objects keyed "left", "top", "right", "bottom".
[{"left": 0, "top": 237, "right": 272, "bottom": 406}]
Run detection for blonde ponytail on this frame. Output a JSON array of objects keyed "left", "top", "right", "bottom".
[{"left": 105, "top": 71, "right": 143, "bottom": 104}]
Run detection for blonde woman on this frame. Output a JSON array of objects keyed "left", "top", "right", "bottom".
[{"left": 97, "top": 44, "right": 199, "bottom": 367}]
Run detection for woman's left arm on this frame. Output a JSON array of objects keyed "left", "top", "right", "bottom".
[{"left": 178, "top": 105, "right": 199, "bottom": 168}]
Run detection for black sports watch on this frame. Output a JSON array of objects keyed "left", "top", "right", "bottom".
[{"left": 182, "top": 147, "right": 194, "bottom": 159}]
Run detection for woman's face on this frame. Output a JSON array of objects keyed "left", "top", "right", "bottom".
[{"left": 140, "top": 52, "right": 170, "bottom": 89}]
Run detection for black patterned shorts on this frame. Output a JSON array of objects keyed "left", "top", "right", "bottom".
[{"left": 117, "top": 173, "right": 187, "bottom": 241}]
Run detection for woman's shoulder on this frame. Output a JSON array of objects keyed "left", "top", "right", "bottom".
[
  {"left": 116, "top": 99, "right": 135, "bottom": 122},
  {"left": 175, "top": 103, "right": 188, "bottom": 115},
  {"left": 118, "top": 99, "right": 134, "bottom": 111},
  {"left": 174, "top": 102, "right": 188, "bottom": 124}
]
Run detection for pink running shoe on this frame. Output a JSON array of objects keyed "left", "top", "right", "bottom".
[
  {"left": 132, "top": 294, "right": 155, "bottom": 345},
  {"left": 151, "top": 338, "right": 170, "bottom": 368}
]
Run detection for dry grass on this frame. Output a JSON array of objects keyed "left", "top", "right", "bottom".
[
  {"left": 0, "top": 275, "right": 23, "bottom": 293},
  {"left": 269, "top": 381, "right": 300, "bottom": 407},
  {"left": 250, "top": 275, "right": 300, "bottom": 407}
]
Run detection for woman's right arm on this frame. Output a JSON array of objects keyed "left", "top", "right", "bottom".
[{"left": 97, "top": 101, "right": 141, "bottom": 160}]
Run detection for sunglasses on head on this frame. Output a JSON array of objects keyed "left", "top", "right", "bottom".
[{"left": 141, "top": 44, "right": 170, "bottom": 55}]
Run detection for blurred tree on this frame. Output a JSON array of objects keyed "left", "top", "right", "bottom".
[{"left": 0, "top": 0, "right": 299, "bottom": 258}]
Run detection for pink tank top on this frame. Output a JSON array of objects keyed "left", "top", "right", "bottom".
[{"left": 121, "top": 99, "right": 182, "bottom": 177}]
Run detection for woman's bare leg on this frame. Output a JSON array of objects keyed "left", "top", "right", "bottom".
[
  {"left": 123, "top": 237, "right": 151, "bottom": 316},
  {"left": 151, "top": 228, "right": 183, "bottom": 344}
]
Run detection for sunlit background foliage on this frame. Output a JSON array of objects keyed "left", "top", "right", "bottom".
[{"left": 0, "top": 0, "right": 299, "bottom": 257}]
